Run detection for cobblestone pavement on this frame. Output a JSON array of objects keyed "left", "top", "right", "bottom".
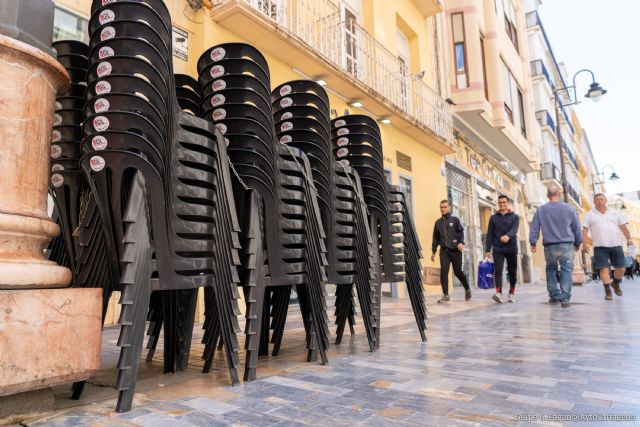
[{"left": 24, "top": 279, "right": 640, "bottom": 427}]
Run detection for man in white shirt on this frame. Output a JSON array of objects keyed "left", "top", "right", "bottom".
[{"left": 582, "top": 194, "right": 632, "bottom": 300}]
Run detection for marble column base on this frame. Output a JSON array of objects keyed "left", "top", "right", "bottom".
[{"left": 0, "top": 288, "right": 102, "bottom": 397}]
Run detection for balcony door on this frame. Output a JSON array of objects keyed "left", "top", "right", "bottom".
[
  {"left": 397, "top": 29, "right": 411, "bottom": 112},
  {"left": 341, "top": 0, "right": 362, "bottom": 78}
]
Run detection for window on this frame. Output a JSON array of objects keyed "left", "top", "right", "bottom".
[
  {"left": 53, "top": 7, "right": 89, "bottom": 44},
  {"left": 451, "top": 13, "right": 468, "bottom": 88},
  {"left": 502, "top": 0, "right": 518, "bottom": 51},
  {"left": 501, "top": 60, "right": 526, "bottom": 136},
  {"left": 480, "top": 34, "right": 489, "bottom": 100},
  {"left": 399, "top": 176, "right": 413, "bottom": 214}
]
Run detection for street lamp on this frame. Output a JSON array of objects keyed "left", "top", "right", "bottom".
[
  {"left": 553, "top": 69, "right": 607, "bottom": 203},
  {"left": 591, "top": 164, "right": 620, "bottom": 194}
]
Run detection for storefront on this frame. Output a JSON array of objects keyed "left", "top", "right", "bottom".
[{"left": 446, "top": 136, "right": 532, "bottom": 288}]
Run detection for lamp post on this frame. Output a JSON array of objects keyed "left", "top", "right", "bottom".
[
  {"left": 552, "top": 69, "right": 607, "bottom": 203},
  {"left": 591, "top": 164, "right": 620, "bottom": 195}
]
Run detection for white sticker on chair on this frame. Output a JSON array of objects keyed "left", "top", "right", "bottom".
[
  {"left": 90, "top": 155, "right": 106, "bottom": 172},
  {"left": 281, "top": 122, "right": 293, "bottom": 132},
  {"left": 96, "top": 61, "right": 112, "bottom": 77},
  {"left": 51, "top": 164, "right": 65, "bottom": 171},
  {"left": 51, "top": 173, "right": 64, "bottom": 188},
  {"left": 95, "top": 80, "right": 112, "bottom": 95},
  {"left": 212, "top": 108, "right": 227, "bottom": 121},
  {"left": 279, "top": 85, "right": 292, "bottom": 96},
  {"left": 100, "top": 26, "right": 115, "bottom": 42},
  {"left": 211, "top": 94, "right": 225, "bottom": 107},
  {"left": 99, "top": 46, "right": 115, "bottom": 59},
  {"left": 94, "top": 98, "right": 110, "bottom": 113},
  {"left": 215, "top": 123, "right": 228, "bottom": 134},
  {"left": 52, "top": 130, "right": 62, "bottom": 142},
  {"left": 211, "top": 47, "right": 226, "bottom": 62},
  {"left": 210, "top": 65, "right": 225, "bottom": 78},
  {"left": 99, "top": 9, "right": 115, "bottom": 25},
  {"left": 93, "top": 116, "right": 110, "bottom": 132},
  {"left": 336, "top": 147, "right": 349, "bottom": 157},
  {"left": 336, "top": 137, "right": 349, "bottom": 146},
  {"left": 334, "top": 119, "right": 346, "bottom": 128},
  {"left": 281, "top": 111, "right": 293, "bottom": 120},
  {"left": 280, "top": 135, "right": 292, "bottom": 144},
  {"left": 337, "top": 128, "right": 349, "bottom": 136},
  {"left": 211, "top": 79, "right": 226, "bottom": 92},
  {"left": 92, "top": 135, "right": 108, "bottom": 150},
  {"left": 53, "top": 114, "right": 62, "bottom": 126},
  {"left": 51, "top": 144, "right": 62, "bottom": 159}
]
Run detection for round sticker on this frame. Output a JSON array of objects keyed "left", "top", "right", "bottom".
[
  {"left": 95, "top": 80, "right": 112, "bottom": 95},
  {"left": 336, "top": 137, "right": 349, "bottom": 146},
  {"left": 98, "top": 46, "right": 115, "bottom": 59},
  {"left": 100, "top": 26, "right": 115, "bottom": 42},
  {"left": 211, "top": 94, "right": 226, "bottom": 107},
  {"left": 55, "top": 101, "right": 62, "bottom": 110},
  {"left": 52, "top": 130, "right": 62, "bottom": 142},
  {"left": 334, "top": 119, "right": 346, "bottom": 128},
  {"left": 338, "top": 159, "right": 350, "bottom": 166},
  {"left": 211, "top": 79, "right": 226, "bottom": 92},
  {"left": 280, "top": 97, "right": 293, "bottom": 108},
  {"left": 336, "top": 147, "right": 349, "bottom": 157},
  {"left": 281, "top": 111, "right": 293, "bottom": 120},
  {"left": 51, "top": 173, "right": 64, "bottom": 188},
  {"left": 51, "top": 164, "right": 65, "bottom": 171},
  {"left": 96, "top": 61, "right": 112, "bottom": 77},
  {"left": 224, "top": 137, "right": 230, "bottom": 147},
  {"left": 280, "top": 122, "right": 293, "bottom": 132},
  {"left": 90, "top": 155, "right": 106, "bottom": 172},
  {"left": 92, "top": 135, "right": 108, "bottom": 150},
  {"left": 99, "top": 9, "right": 115, "bottom": 25},
  {"left": 102, "top": 0, "right": 117, "bottom": 5},
  {"left": 279, "top": 135, "right": 292, "bottom": 144},
  {"left": 212, "top": 108, "right": 227, "bottom": 121},
  {"left": 215, "top": 123, "right": 227, "bottom": 134},
  {"left": 94, "top": 98, "right": 110, "bottom": 113},
  {"left": 279, "top": 85, "right": 292, "bottom": 96},
  {"left": 210, "top": 65, "right": 225, "bottom": 78},
  {"left": 337, "top": 128, "right": 349, "bottom": 136},
  {"left": 51, "top": 144, "right": 62, "bottom": 159},
  {"left": 53, "top": 114, "right": 62, "bottom": 126},
  {"left": 93, "top": 116, "right": 110, "bottom": 132},
  {"left": 211, "top": 47, "right": 226, "bottom": 62}
]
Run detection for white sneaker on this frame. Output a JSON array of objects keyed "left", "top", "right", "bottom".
[
  {"left": 492, "top": 293, "right": 503, "bottom": 303},
  {"left": 508, "top": 293, "right": 515, "bottom": 303}
]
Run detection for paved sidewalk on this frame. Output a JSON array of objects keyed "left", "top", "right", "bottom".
[{"left": 24, "top": 280, "right": 640, "bottom": 426}]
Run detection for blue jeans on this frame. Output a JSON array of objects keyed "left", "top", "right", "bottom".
[{"left": 544, "top": 243, "right": 574, "bottom": 303}]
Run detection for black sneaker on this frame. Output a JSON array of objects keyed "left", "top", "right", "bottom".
[
  {"left": 604, "top": 285, "right": 613, "bottom": 300},
  {"left": 561, "top": 301, "right": 571, "bottom": 308},
  {"left": 437, "top": 294, "right": 450, "bottom": 303},
  {"left": 611, "top": 280, "right": 623, "bottom": 296},
  {"left": 465, "top": 289, "right": 472, "bottom": 301},
  {"left": 548, "top": 298, "right": 559, "bottom": 305}
]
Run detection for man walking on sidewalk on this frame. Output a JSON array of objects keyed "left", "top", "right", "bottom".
[
  {"left": 485, "top": 195, "right": 520, "bottom": 303},
  {"left": 582, "top": 193, "right": 632, "bottom": 300},
  {"left": 431, "top": 199, "right": 472, "bottom": 303},
  {"left": 529, "top": 185, "right": 582, "bottom": 308}
]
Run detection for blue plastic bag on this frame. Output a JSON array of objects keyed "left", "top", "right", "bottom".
[{"left": 477, "top": 260, "right": 495, "bottom": 289}]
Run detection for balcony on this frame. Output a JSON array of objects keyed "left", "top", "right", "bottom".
[
  {"left": 211, "top": 0, "right": 453, "bottom": 151},
  {"left": 560, "top": 138, "right": 579, "bottom": 170},
  {"left": 539, "top": 162, "right": 561, "bottom": 183},
  {"left": 409, "top": 0, "right": 443, "bottom": 17},
  {"left": 530, "top": 59, "right": 554, "bottom": 89},
  {"left": 566, "top": 183, "right": 581, "bottom": 206},
  {"left": 535, "top": 110, "right": 556, "bottom": 134}
]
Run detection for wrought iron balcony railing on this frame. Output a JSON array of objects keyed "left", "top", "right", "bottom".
[
  {"left": 535, "top": 110, "right": 556, "bottom": 134},
  {"left": 539, "top": 162, "right": 561, "bottom": 182},
  {"left": 214, "top": 0, "right": 453, "bottom": 142}
]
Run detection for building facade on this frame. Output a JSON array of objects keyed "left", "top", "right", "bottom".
[{"left": 442, "top": 0, "right": 537, "bottom": 287}]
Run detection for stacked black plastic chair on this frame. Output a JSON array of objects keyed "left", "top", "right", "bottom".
[
  {"left": 47, "top": 40, "right": 89, "bottom": 271},
  {"left": 271, "top": 81, "right": 378, "bottom": 351},
  {"left": 79, "top": 0, "right": 243, "bottom": 412},
  {"left": 198, "top": 43, "right": 330, "bottom": 381},
  {"left": 387, "top": 185, "right": 427, "bottom": 340}
]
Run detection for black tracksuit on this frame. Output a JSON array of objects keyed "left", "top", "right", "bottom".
[
  {"left": 485, "top": 210, "right": 520, "bottom": 293},
  {"left": 432, "top": 213, "right": 470, "bottom": 294}
]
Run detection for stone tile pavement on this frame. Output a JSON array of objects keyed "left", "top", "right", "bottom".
[{"left": 22, "top": 279, "right": 640, "bottom": 426}]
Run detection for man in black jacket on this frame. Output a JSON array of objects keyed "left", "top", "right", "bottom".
[
  {"left": 431, "top": 199, "right": 472, "bottom": 302},
  {"left": 485, "top": 195, "right": 520, "bottom": 303}
]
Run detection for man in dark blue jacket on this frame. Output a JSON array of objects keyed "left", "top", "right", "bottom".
[{"left": 485, "top": 195, "right": 520, "bottom": 303}]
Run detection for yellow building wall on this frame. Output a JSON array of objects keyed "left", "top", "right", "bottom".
[{"left": 54, "top": 0, "right": 449, "bottom": 322}]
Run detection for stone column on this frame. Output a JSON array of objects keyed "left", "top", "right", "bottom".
[{"left": 0, "top": 33, "right": 72, "bottom": 289}]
